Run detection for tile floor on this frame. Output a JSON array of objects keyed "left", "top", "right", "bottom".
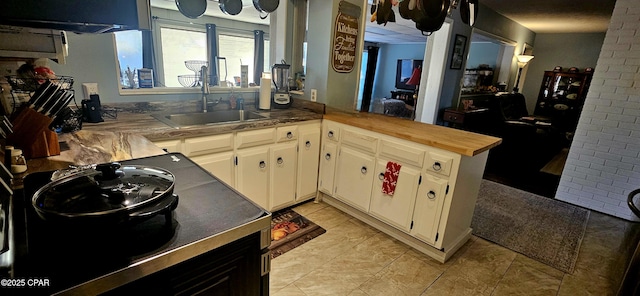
[{"left": 269, "top": 199, "right": 640, "bottom": 296}]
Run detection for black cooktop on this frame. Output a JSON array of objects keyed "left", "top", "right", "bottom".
[{"left": 12, "top": 153, "right": 268, "bottom": 295}]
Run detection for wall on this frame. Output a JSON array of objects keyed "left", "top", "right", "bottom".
[
  {"left": 371, "top": 43, "right": 426, "bottom": 101},
  {"left": 466, "top": 42, "right": 500, "bottom": 69},
  {"left": 306, "top": 0, "right": 366, "bottom": 111},
  {"left": 48, "top": 7, "right": 269, "bottom": 104},
  {"left": 556, "top": 0, "right": 640, "bottom": 221},
  {"left": 521, "top": 33, "right": 605, "bottom": 113}
]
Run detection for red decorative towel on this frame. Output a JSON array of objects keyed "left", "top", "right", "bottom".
[{"left": 382, "top": 161, "right": 402, "bottom": 195}]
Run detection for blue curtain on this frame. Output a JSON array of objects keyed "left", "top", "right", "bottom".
[
  {"left": 206, "top": 24, "right": 219, "bottom": 86},
  {"left": 253, "top": 30, "right": 265, "bottom": 85}
]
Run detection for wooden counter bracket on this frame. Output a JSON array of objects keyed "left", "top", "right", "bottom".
[{"left": 7, "top": 107, "right": 60, "bottom": 159}]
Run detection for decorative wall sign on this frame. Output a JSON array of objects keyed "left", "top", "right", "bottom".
[
  {"left": 450, "top": 34, "right": 467, "bottom": 69},
  {"left": 332, "top": 1, "right": 361, "bottom": 73}
]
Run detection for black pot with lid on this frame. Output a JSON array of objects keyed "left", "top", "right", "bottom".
[{"left": 32, "top": 162, "right": 179, "bottom": 226}]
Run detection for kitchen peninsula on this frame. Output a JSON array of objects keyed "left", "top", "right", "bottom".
[{"left": 9, "top": 101, "right": 500, "bottom": 294}]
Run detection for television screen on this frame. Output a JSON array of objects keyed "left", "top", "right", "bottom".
[{"left": 395, "top": 59, "right": 422, "bottom": 90}]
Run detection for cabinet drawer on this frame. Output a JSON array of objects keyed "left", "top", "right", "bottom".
[
  {"left": 323, "top": 121, "right": 340, "bottom": 142},
  {"left": 443, "top": 110, "right": 464, "bottom": 124},
  {"left": 236, "top": 128, "right": 276, "bottom": 149},
  {"left": 183, "top": 134, "right": 233, "bottom": 157},
  {"left": 379, "top": 139, "right": 425, "bottom": 167},
  {"left": 425, "top": 151, "right": 453, "bottom": 177},
  {"left": 276, "top": 126, "right": 298, "bottom": 142},
  {"left": 341, "top": 128, "right": 378, "bottom": 154},
  {"left": 153, "top": 139, "right": 182, "bottom": 153}
]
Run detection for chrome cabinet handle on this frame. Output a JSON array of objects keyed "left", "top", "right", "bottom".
[
  {"left": 305, "top": 141, "right": 311, "bottom": 148},
  {"left": 259, "top": 160, "right": 266, "bottom": 169},
  {"left": 427, "top": 190, "right": 436, "bottom": 200},
  {"left": 277, "top": 157, "right": 283, "bottom": 165},
  {"left": 361, "top": 166, "right": 367, "bottom": 174},
  {"left": 328, "top": 131, "right": 334, "bottom": 138},
  {"left": 379, "top": 173, "right": 385, "bottom": 180},
  {"left": 325, "top": 153, "right": 331, "bottom": 160},
  {"left": 286, "top": 131, "right": 293, "bottom": 139},
  {"left": 432, "top": 162, "right": 442, "bottom": 171}
]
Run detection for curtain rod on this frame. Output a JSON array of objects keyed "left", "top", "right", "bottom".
[{"left": 151, "top": 16, "right": 267, "bottom": 35}]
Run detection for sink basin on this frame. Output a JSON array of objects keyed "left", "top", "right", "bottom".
[{"left": 153, "top": 110, "right": 267, "bottom": 128}]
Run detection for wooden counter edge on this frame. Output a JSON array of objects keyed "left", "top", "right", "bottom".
[{"left": 323, "top": 112, "right": 502, "bottom": 157}]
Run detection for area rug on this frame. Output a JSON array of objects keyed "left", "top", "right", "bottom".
[
  {"left": 471, "top": 179, "right": 590, "bottom": 273},
  {"left": 269, "top": 209, "right": 326, "bottom": 259}
]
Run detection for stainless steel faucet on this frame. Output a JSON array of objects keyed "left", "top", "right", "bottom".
[{"left": 201, "top": 65, "right": 209, "bottom": 112}]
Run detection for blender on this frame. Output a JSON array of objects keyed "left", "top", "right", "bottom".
[{"left": 272, "top": 61, "right": 292, "bottom": 109}]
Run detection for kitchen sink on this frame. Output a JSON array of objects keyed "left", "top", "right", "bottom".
[{"left": 152, "top": 110, "right": 268, "bottom": 128}]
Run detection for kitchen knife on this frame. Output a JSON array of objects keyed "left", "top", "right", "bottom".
[
  {"left": 46, "top": 90, "right": 72, "bottom": 117},
  {"left": 36, "top": 86, "right": 62, "bottom": 114},
  {"left": 42, "top": 89, "right": 67, "bottom": 116},
  {"left": 28, "top": 81, "right": 54, "bottom": 109},
  {"left": 50, "top": 92, "right": 75, "bottom": 120}
]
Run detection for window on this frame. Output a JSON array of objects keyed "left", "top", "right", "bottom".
[
  {"left": 114, "top": 30, "right": 143, "bottom": 88},
  {"left": 160, "top": 27, "right": 207, "bottom": 87}
]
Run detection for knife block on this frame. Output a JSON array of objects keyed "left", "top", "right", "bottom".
[{"left": 7, "top": 107, "right": 60, "bottom": 159}]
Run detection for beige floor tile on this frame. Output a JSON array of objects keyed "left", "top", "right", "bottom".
[
  {"left": 293, "top": 200, "right": 329, "bottom": 216},
  {"left": 420, "top": 275, "right": 494, "bottom": 296},
  {"left": 557, "top": 272, "right": 617, "bottom": 296},
  {"left": 450, "top": 238, "right": 517, "bottom": 275},
  {"left": 272, "top": 283, "right": 308, "bottom": 296},
  {"left": 492, "top": 257, "right": 562, "bottom": 296},
  {"left": 303, "top": 205, "right": 353, "bottom": 230},
  {"left": 358, "top": 253, "right": 443, "bottom": 296},
  {"left": 511, "top": 254, "right": 565, "bottom": 279}
]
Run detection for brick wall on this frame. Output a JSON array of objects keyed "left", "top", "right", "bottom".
[{"left": 556, "top": 0, "right": 640, "bottom": 221}]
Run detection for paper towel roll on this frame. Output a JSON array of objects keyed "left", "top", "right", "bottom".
[{"left": 259, "top": 77, "right": 271, "bottom": 110}]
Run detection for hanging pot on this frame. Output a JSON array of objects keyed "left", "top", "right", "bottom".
[
  {"left": 32, "top": 162, "right": 178, "bottom": 225},
  {"left": 459, "top": 0, "right": 478, "bottom": 26},
  {"left": 413, "top": 0, "right": 450, "bottom": 35},
  {"left": 220, "top": 0, "right": 243, "bottom": 16},
  {"left": 253, "top": 0, "right": 279, "bottom": 14},
  {"left": 175, "top": 0, "right": 207, "bottom": 19}
]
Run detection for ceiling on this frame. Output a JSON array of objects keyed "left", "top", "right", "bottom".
[{"left": 364, "top": 0, "right": 617, "bottom": 44}]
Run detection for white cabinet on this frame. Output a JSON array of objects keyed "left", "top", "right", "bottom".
[
  {"left": 153, "top": 139, "right": 181, "bottom": 153},
  {"left": 236, "top": 147, "right": 270, "bottom": 209},
  {"left": 318, "top": 119, "right": 488, "bottom": 263},
  {"left": 190, "top": 152, "right": 235, "bottom": 187},
  {"left": 297, "top": 124, "right": 321, "bottom": 201},
  {"left": 411, "top": 174, "right": 449, "bottom": 245},
  {"left": 369, "top": 159, "right": 421, "bottom": 232},
  {"left": 334, "top": 146, "right": 376, "bottom": 212},
  {"left": 269, "top": 142, "right": 298, "bottom": 210},
  {"left": 318, "top": 142, "right": 337, "bottom": 195},
  {"left": 151, "top": 121, "right": 321, "bottom": 211}
]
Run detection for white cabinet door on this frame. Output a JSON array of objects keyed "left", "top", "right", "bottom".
[
  {"left": 153, "top": 139, "right": 182, "bottom": 153},
  {"left": 190, "top": 152, "right": 235, "bottom": 187},
  {"left": 236, "top": 147, "right": 269, "bottom": 209},
  {"left": 270, "top": 142, "right": 298, "bottom": 210},
  {"left": 297, "top": 124, "right": 320, "bottom": 200},
  {"left": 411, "top": 174, "right": 448, "bottom": 245},
  {"left": 334, "top": 146, "right": 375, "bottom": 212},
  {"left": 369, "top": 159, "right": 421, "bottom": 232},
  {"left": 318, "top": 142, "right": 337, "bottom": 195}
]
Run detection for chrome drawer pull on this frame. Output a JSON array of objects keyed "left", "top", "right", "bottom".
[
  {"left": 277, "top": 157, "right": 284, "bottom": 165},
  {"left": 286, "top": 131, "right": 293, "bottom": 139},
  {"left": 305, "top": 141, "right": 311, "bottom": 148},
  {"left": 325, "top": 153, "right": 331, "bottom": 160},
  {"left": 427, "top": 190, "right": 436, "bottom": 200},
  {"left": 379, "top": 173, "right": 385, "bottom": 180},
  {"left": 259, "top": 160, "right": 266, "bottom": 169},
  {"left": 432, "top": 162, "right": 442, "bottom": 171},
  {"left": 361, "top": 166, "right": 367, "bottom": 174}
]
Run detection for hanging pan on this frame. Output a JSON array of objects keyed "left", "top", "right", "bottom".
[
  {"left": 175, "top": 0, "right": 207, "bottom": 19},
  {"left": 413, "top": 0, "right": 450, "bottom": 35},
  {"left": 459, "top": 0, "right": 478, "bottom": 26},
  {"left": 253, "top": 0, "right": 279, "bottom": 15},
  {"left": 220, "top": 0, "right": 243, "bottom": 16}
]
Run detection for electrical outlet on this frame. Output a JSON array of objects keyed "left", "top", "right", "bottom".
[
  {"left": 82, "top": 83, "right": 99, "bottom": 101},
  {"left": 311, "top": 89, "right": 317, "bottom": 102}
]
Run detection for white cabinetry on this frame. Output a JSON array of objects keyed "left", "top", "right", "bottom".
[
  {"left": 236, "top": 147, "right": 270, "bottom": 209},
  {"left": 297, "top": 123, "right": 321, "bottom": 201},
  {"left": 152, "top": 120, "right": 321, "bottom": 212},
  {"left": 269, "top": 142, "right": 298, "bottom": 210},
  {"left": 369, "top": 159, "right": 421, "bottom": 232},
  {"left": 334, "top": 146, "right": 376, "bottom": 212},
  {"left": 318, "top": 120, "right": 487, "bottom": 263}
]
